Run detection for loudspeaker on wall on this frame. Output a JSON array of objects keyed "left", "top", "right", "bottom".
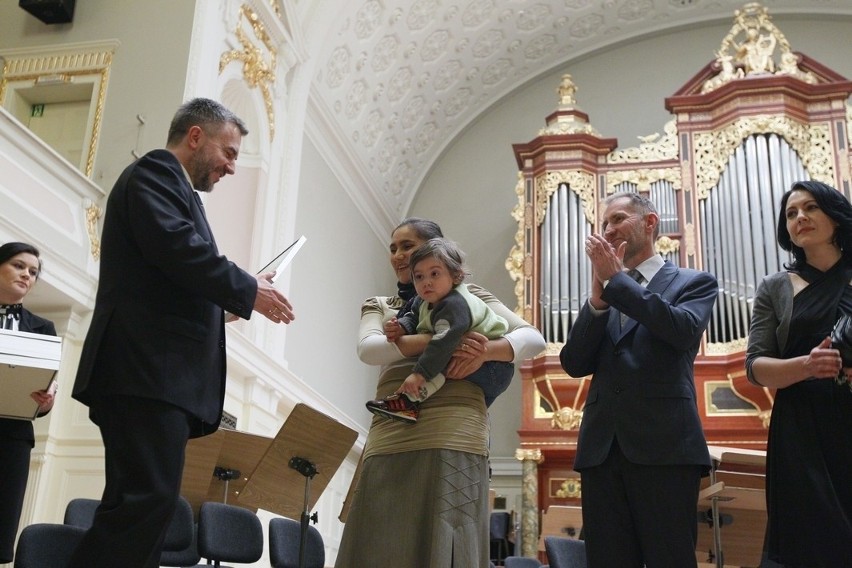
[{"left": 19, "top": 0, "right": 76, "bottom": 24}]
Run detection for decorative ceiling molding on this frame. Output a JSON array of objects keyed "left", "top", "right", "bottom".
[{"left": 297, "top": 0, "right": 852, "bottom": 221}]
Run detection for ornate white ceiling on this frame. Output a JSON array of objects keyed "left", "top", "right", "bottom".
[{"left": 302, "top": 0, "right": 852, "bottom": 225}]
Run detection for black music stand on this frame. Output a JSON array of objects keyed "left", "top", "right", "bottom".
[
  {"left": 238, "top": 403, "right": 358, "bottom": 568},
  {"left": 181, "top": 428, "right": 274, "bottom": 515},
  {"left": 700, "top": 446, "right": 767, "bottom": 568}
]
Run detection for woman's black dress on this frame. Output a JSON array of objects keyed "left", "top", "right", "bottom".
[{"left": 765, "top": 263, "right": 852, "bottom": 567}]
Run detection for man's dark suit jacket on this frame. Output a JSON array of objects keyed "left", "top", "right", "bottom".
[
  {"left": 0, "top": 309, "right": 56, "bottom": 443},
  {"left": 561, "top": 261, "right": 716, "bottom": 471},
  {"left": 72, "top": 149, "right": 257, "bottom": 438}
]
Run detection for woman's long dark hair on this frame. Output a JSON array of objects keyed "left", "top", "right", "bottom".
[
  {"left": 0, "top": 242, "right": 42, "bottom": 279},
  {"left": 393, "top": 217, "right": 443, "bottom": 241},
  {"left": 777, "top": 180, "right": 852, "bottom": 270}
]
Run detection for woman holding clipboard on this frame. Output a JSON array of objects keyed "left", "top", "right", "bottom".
[{"left": 0, "top": 241, "right": 57, "bottom": 563}]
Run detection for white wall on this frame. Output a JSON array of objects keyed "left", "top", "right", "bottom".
[{"left": 286, "top": 135, "right": 392, "bottom": 425}]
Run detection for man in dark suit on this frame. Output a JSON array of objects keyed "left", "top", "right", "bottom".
[
  {"left": 69, "top": 98, "right": 295, "bottom": 568},
  {"left": 561, "top": 192, "right": 716, "bottom": 568}
]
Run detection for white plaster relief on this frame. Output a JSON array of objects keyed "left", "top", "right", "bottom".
[
  {"left": 462, "top": 0, "right": 497, "bottom": 28},
  {"left": 421, "top": 29, "right": 452, "bottom": 62},
  {"left": 377, "top": 136, "right": 399, "bottom": 173},
  {"left": 472, "top": 29, "right": 505, "bottom": 58},
  {"left": 401, "top": 97, "right": 426, "bottom": 129},
  {"left": 391, "top": 160, "right": 413, "bottom": 195},
  {"left": 413, "top": 122, "right": 439, "bottom": 154},
  {"left": 408, "top": 0, "right": 441, "bottom": 30},
  {"left": 517, "top": 4, "right": 552, "bottom": 31},
  {"left": 570, "top": 13, "right": 606, "bottom": 38},
  {"left": 354, "top": 0, "right": 383, "bottom": 39},
  {"left": 372, "top": 35, "right": 401, "bottom": 72},
  {"left": 525, "top": 34, "right": 558, "bottom": 60},
  {"left": 387, "top": 66, "right": 414, "bottom": 102},
  {"left": 325, "top": 46, "right": 351, "bottom": 88},
  {"left": 482, "top": 58, "right": 513, "bottom": 85},
  {"left": 433, "top": 60, "right": 463, "bottom": 91},
  {"left": 444, "top": 87, "right": 473, "bottom": 117},
  {"left": 619, "top": 0, "right": 654, "bottom": 21},
  {"left": 345, "top": 79, "right": 369, "bottom": 118}
]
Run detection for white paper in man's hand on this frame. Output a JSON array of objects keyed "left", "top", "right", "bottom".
[{"left": 257, "top": 235, "right": 307, "bottom": 284}]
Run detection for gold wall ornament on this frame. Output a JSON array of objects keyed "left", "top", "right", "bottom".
[
  {"left": 539, "top": 73, "right": 601, "bottom": 136},
  {"left": 703, "top": 370, "right": 775, "bottom": 428},
  {"left": 541, "top": 343, "right": 564, "bottom": 356},
  {"left": 554, "top": 477, "right": 582, "bottom": 499},
  {"left": 557, "top": 73, "right": 577, "bottom": 107},
  {"left": 539, "top": 117, "right": 600, "bottom": 137},
  {"left": 701, "top": 2, "right": 816, "bottom": 94},
  {"left": 506, "top": 173, "right": 527, "bottom": 318},
  {"left": 847, "top": 103, "right": 852, "bottom": 158},
  {"left": 535, "top": 170, "right": 595, "bottom": 226},
  {"left": 684, "top": 222, "right": 696, "bottom": 258},
  {"left": 551, "top": 407, "right": 583, "bottom": 431},
  {"left": 692, "top": 115, "right": 833, "bottom": 200},
  {"left": 654, "top": 235, "right": 680, "bottom": 256},
  {"left": 85, "top": 201, "right": 103, "bottom": 261},
  {"left": 533, "top": 372, "right": 590, "bottom": 426},
  {"left": 220, "top": 5, "right": 278, "bottom": 141},
  {"left": 704, "top": 337, "right": 748, "bottom": 355},
  {"left": 515, "top": 448, "right": 544, "bottom": 463},
  {"left": 605, "top": 167, "right": 682, "bottom": 194},
  {"left": 607, "top": 119, "right": 679, "bottom": 164}
]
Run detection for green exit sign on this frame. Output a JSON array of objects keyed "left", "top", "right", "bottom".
[{"left": 31, "top": 104, "right": 44, "bottom": 117}]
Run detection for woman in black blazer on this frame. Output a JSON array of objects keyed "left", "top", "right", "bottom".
[{"left": 0, "top": 242, "right": 57, "bottom": 563}]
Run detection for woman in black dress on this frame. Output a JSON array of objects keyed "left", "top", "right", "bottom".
[
  {"left": 746, "top": 181, "right": 852, "bottom": 566},
  {"left": 0, "top": 242, "right": 57, "bottom": 563}
]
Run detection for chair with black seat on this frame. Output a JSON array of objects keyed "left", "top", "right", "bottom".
[
  {"left": 195, "top": 501, "right": 263, "bottom": 567},
  {"left": 160, "top": 495, "right": 200, "bottom": 567},
  {"left": 63, "top": 494, "right": 200, "bottom": 566},
  {"left": 544, "top": 536, "right": 587, "bottom": 568},
  {"left": 504, "top": 555, "right": 544, "bottom": 568},
  {"left": 14, "top": 523, "right": 86, "bottom": 568},
  {"left": 268, "top": 516, "right": 325, "bottom": 568},
  {"left": 62, "top": 497, "right": 100, "bottom": 528},
  {"left": 490, "top": 511, "right": 511, "bottom": 565},
  {"left": 160, "top": 524, "right": 200, "bottom": 567}
]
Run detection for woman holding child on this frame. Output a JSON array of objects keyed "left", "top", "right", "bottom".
[{"left": 335, "top": 218, "right": 544, "bottom": 567}]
